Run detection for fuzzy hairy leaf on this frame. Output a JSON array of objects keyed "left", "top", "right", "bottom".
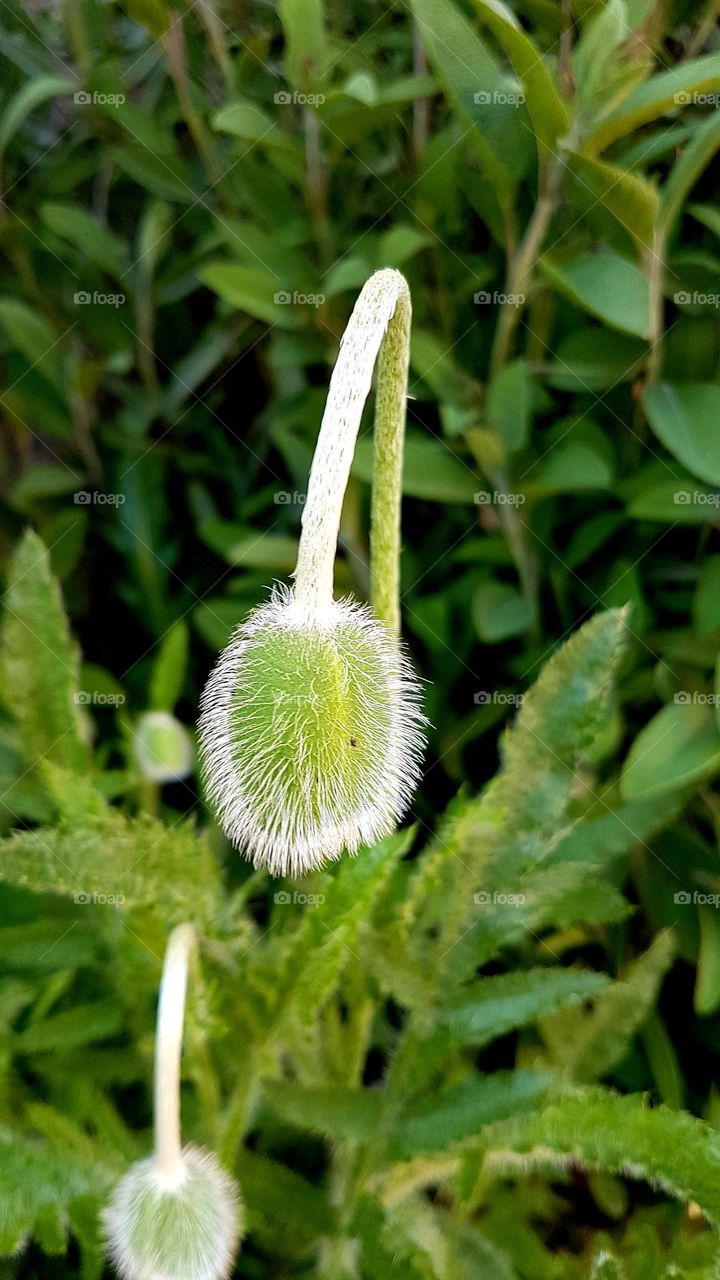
[
  {"left": 541, "top": 933, "right": 676, "bottom": 1082},
  {"left": 480, "top": 1090, "right": 720, "bottom": 1225},
  {"left": 442, "top": 968, "right": 611, "bottom": 1047},
  {"left": 0, "top": 810, "right": 221, "bottom": 929},
  {"left": 390, "top": 1071, "right": 553, "bottom": 1159},
  {"left": 0, "top": 530, "right": 89, "bottom": 777}
]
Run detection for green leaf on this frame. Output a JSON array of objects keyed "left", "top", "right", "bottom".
[
  {"left": 409, "top": 0, "right": 531, "bottom": 194},
  {"left": 15, "top": 1000, "right": 124, "bottom": 1054},
  {"left": 660, "top": 110, "right": 720, "bottom": 237},
  {"left": 694, "top": 557, "right": 720, "bottom": 635},
  {"left": 235, "top": 1150, "right": 337, "bottom": 1247},
  {"left": 0, "top": 75, "right": 75, "bottom": 160},
  {"left": 353, "top": 433, "right": 478, "bottom": 504},
  {"left": 540, "top": 251, "right": 650, "bottom": 338},
  {"left": 0, "top": 299, "right": 65, "bottom": 390},
  {"left": 391, "top": 1072, "right": 553, "bottom": 1158},
  {"left": 0, "top": 530, "right": 89, "bottom": 775},
  {"left": 590, "top": 1249, "right": 626, "bottom": 1280},
  {"left": 200, "top": 521, "right": 299, "bottom": 570},
  {"left": 278, "top": 0, "right": 328, "bottom": 87},
  {"left": 542, "top": 933, "right": 676, "bottom": 1082},
  {"left": 0, "top": 810, "right": 222, "bottom": 929},
  {"left": 263, "top": 1082, "right": 382, "bottom": 1141},
  {"left": 573, "top": 0, "right": 630, "bottom": 109},
  {"left": 40, "top": 204, "right": 127, "bottom": 278},
  {"left": 695, "top": 906, "right": 720, "bottom": 1018},
  {"left": 111, "top": 146, "right": 196, "bottom": 203},
  {"left": 544, "top": 328, "right": 646, "bottom": 392},
  {"left": 644, "top": 382, "right": 720, "bottom": 486},
  {"left": 482, "top": 1090, "right": 720, "bottom": 1225},
  {"left": 527, "top": 440, "right": 614, "bottom": 494},
  {"left": 486, "top": 358, "right": 532, "bottom": 453},
  {"left": 442, "top": 968, "right": 610, "bottom": 1047},
  {"left": 149, "top": 622, "right": 189, "bottom": 712},
  {"left": 201, "top": 263, "right": 297, "bottom": 328},
  {"left": 589, "top": 53, "right": 720, "bottom": 151},
  {"left": 472, "top": 581, "right": 535, "bottom": 642},
  {"left": 471, "top": 0, "right": 569, "bottom": 151},
  {"left": 621, "top": 700, "right": 720, "bottom": 801},
  {"left": 628, "top": 478, "right": 720, "bottom": 523},
  {"left": 567, "top": 150, "right": 659, "bottom": 251}
]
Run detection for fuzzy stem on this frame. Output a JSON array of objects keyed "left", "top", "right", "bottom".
[
  {"left": 292, "top": 269, "right": 411, "bottom": 632},
  {"left": 154, "top": 922, "right": 195, "bottom": 1181}
]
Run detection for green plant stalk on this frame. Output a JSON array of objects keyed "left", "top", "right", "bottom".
[
  {"left": 293, "top": 269, "right": 412, "bottom": 635},
  {"left": 489, "top": 151, "right": 567, "bottom": 381},
  {"left": 645, "top": 228, "right": 666, "bottom": 387},
  {"left": 370, "top": 284, "right": 411, "bottom": 635},
  {"left": 154, "top": 923, "right": 196, "bottom": 1179}
]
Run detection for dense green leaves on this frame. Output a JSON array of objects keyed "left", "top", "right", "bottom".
[{"left": 1, "top": 4, "right": 720, "bottom": 1278}]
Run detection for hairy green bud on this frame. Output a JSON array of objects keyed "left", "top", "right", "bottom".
[
  {"left": 198, "top": 270, "right": 427, "bottom": 875},
  {"left": 104, "top": 1145, "right": 240, "bottom": 1280},
  {"left": 198, "top": 589, "right": 425, "bottom": 876}
]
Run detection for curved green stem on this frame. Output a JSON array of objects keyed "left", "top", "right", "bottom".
[{"left": 293, "top": 270, "right": 411, "bottom": 635}]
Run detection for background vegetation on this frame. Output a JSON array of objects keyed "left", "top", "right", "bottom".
[{"left": 1, "top": 0, "right": 720, "bottom": 1277}]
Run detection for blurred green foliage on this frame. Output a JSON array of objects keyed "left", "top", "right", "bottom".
[{"left": 1, "top": 0, "right": 720, "bottom": 1276}]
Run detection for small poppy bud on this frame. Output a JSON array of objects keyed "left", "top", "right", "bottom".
[
  {"left": 134, "top": 711, "right": 194, "bottom": 783},
  {"left": 104, "top": 1145, "right": 240, "bottom": 1280}
]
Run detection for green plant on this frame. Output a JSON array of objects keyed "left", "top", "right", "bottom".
[
  {"left": 198, "top": 271, "right": 426, "bottom": 876},
  {"left": 1, "top": 1, "right": 720, "bottom": 1277}
]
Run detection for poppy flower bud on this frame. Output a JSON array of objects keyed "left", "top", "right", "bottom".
[
  {"left": 198, "top": 270, "right": 427, "bottom": 876},
  {"left": 104, "top": 1145, "right": 240, "bottom": 1280}
]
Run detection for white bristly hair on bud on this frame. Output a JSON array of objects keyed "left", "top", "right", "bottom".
[
  {"left": 104, "top": 925, "right": 242, "bottom": 1280},
  {"left": 198, "top": 269, "right": 428, "bottom": 877}
]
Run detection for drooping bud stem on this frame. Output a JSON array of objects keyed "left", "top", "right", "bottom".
[
  {"left": 293, "top": 268, "right": 411, "bottom": 632},
  {"left": 154, "top": 921, "right": 194, "bottom": 1182},
  {"left": 198, "top": 270, "right": 426, "bottom": 876},
  {"left": 104, "top": 924, "right": 242, "bottom": 1280}
]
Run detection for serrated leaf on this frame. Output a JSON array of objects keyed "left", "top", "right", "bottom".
[
  {"left": 1, "top": 530, "right": 89, "bottom": 776},
  {"left": 442, "top": 968, "right": 610, "bottom": 1047},
  {"left": 482, "top": 1090, "right": 720, "bottom": 1225},
  {"left": 542, "top": 933, "right": 676, "bottom": 1081},
  {"left": 391, "top": 1072, "right": 553, "bottom": 1158}
]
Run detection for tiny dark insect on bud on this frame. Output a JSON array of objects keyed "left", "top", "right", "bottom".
[{"left": 350, "top": 737, "right": 357, "bottom": 747}]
